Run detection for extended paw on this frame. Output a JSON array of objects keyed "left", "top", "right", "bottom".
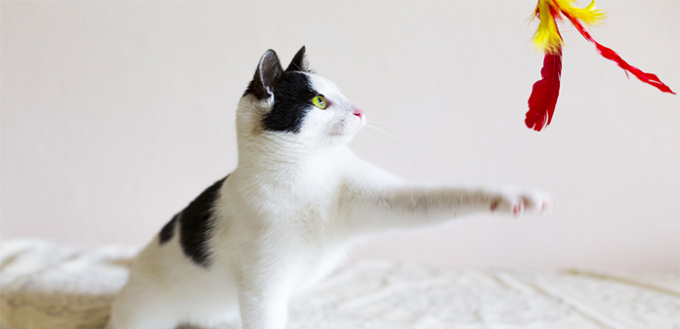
[{"left": 490, "top": 189, "right": 554, "bottom": 216}]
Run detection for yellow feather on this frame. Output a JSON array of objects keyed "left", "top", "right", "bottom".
[
  {"left": 553, "top": 0, "right": 605, "bottom": 25},
  {"left": 533, "top": 0, "right": 563, "bottom": 53},
  {"left": 532, "top": 0, "right": 605, "bottom": 53}
]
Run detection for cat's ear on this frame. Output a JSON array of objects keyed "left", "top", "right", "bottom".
[
  {"left": 249, "top": 49, "right": 284, "bottom": 99},
  {"left": 286, "top": 46, "right": 310, "bottom": 72}
]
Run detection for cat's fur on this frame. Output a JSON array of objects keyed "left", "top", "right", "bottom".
[{"left": 110, "top": 46, "right": 554, "bottom": 329}]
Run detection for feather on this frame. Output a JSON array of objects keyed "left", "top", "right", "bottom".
[
  {"left": 562, "top": 11, "right": 676, "bottom": 94},
  {"left": 553, "top": 0, "right": 605, "bottom": 26},
  {"left": 533, "top": 0, "right": 604, "bottom": 53},
  {"left": 533, "top": 0, "right": 563, "bottom": 53},
  {"left": 526, "top": 49, "right": 563, "bottom": 131}
]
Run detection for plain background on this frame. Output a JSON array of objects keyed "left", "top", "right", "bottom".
[{"left": 1, "top": 1, "right": 678, "bottom": 272}]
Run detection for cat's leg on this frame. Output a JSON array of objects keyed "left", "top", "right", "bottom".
[
  {"left": 236, "top": 256, "right": 293, "bottom": 329},
  {"left": 338, "top": 163, "right": 554, "bottom": 234}
]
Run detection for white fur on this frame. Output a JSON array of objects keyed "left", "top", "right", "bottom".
[{"left": 110, "top": 65, "right": 554, "bottom": 329}]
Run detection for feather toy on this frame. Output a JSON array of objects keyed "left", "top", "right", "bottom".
[{"left": 526, "top": 0, "right": 675, "bottom": 132}]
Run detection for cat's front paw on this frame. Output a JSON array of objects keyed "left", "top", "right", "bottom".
[{"left": 489, "top": 189, "right": 554, "bottom": 216}]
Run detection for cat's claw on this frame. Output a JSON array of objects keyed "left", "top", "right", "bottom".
[{"left": 491, "top": 189, "right": 554, "bottom": 216}]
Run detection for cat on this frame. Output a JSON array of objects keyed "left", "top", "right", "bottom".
[{"left": 109, "top": 46, "right": 554, "bottom": 329}]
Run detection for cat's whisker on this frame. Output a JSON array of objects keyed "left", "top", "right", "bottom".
[{"left": 364, "top": 124, "right": 402, "bottom": 141}]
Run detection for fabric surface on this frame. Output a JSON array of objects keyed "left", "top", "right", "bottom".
[{"left": 1, "top": 240, "right": 678, "bottom": 329}]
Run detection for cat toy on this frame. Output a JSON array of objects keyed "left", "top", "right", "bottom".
[{"left": 525, "top": 0, "right": 675, "bottom": 131}]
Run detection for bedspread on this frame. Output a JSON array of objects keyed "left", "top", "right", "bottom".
[{"left": 1, "top": 240, "right": 678, "bottom": 329}]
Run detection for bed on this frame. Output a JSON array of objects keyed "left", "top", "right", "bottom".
[{"left": 1, "top": 240, "right": 678, "bottom": 329}]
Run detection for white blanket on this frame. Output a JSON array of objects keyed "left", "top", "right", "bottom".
[{"left": 1, "top": 240, "right": 678, "bottom": 329}]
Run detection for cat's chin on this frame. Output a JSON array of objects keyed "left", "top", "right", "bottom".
[
  {"left": 326, "top": 131, "right": 357, "bottom": 146},
  {"left": 328, "top": 121, "right": 363, "bottom": 145}
]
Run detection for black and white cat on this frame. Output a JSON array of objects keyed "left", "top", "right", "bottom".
[{"left": 110, "top": 46, "right": 554, "bottom": 329}]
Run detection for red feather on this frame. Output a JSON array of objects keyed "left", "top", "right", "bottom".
[
  {"left": 526, "top": 49, "right": 563, "bottom": 131},
  {"left": 562, "top": 12, "right": 675, "bottom": 95}
]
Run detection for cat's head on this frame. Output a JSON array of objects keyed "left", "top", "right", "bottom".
[{"left": 237, "top": 46, "right": 365, "bottom": 149}]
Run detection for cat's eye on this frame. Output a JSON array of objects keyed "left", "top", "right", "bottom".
[{"left": 312, "top": 95, "right": 327, "bottom": 109}]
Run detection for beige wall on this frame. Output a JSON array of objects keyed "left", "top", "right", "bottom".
[{"left": 2, "top": 1, "right": 678, "bottom": 272}]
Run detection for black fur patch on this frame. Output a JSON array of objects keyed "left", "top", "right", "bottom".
[
  {"left": 158, "top": 213, "right": 178, "bottom": 244},
  {"left": 176, "top": 175, "right": 228, "bottom": 268},
  {"left": 243, "top": 79, "right": 265, "bottom": 100},
  {"left": 261, "top": 72, "right": 317, "bottom": 133},
  {"left": 243, "top": 47, "right": 319, "bottom": 133}
]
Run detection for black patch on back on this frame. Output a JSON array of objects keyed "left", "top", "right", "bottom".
[
  {"left": 261, "top": 72, "right": 317, "bottom": 133},
  {"left": 159, "top": 213, "right": 178, "bottom": 244},
  {"left": 175, "top": 175, "right": 228, "bottom": 268}
]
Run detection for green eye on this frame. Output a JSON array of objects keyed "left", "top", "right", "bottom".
[{"left": 312, "top": 95, "right": 327, "bottom": 109}]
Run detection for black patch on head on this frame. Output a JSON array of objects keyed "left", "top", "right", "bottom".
[
  {"left": 243, "top": 79, "right": 263, "bottom": 99},
  {"left": 159, "top": 213, "right": 178, "bottom": 244},
  {"left": 261, "top": 72, "right": 317, "bottom": 133},
  {"left": 243, "top": 46, "right": 319, "bottom": 133},
  {"left": 176, "top": 175, "right": 229, "bottom": 268}
]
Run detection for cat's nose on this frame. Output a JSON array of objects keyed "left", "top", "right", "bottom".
[{"left": 352, "top": 108, "right": 364, "bottom": 119}]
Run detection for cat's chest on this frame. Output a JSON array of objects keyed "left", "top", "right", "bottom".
[
  {"left": 289, "top": 239, "right": 350, "bottom": 292},
  {"left": 235, "top": 166, "right": 342, "bottom": 216}
]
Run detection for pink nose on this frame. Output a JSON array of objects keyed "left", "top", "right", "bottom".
[{"left": 353, "top": 108, "right": 364, "bottom": 119}]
